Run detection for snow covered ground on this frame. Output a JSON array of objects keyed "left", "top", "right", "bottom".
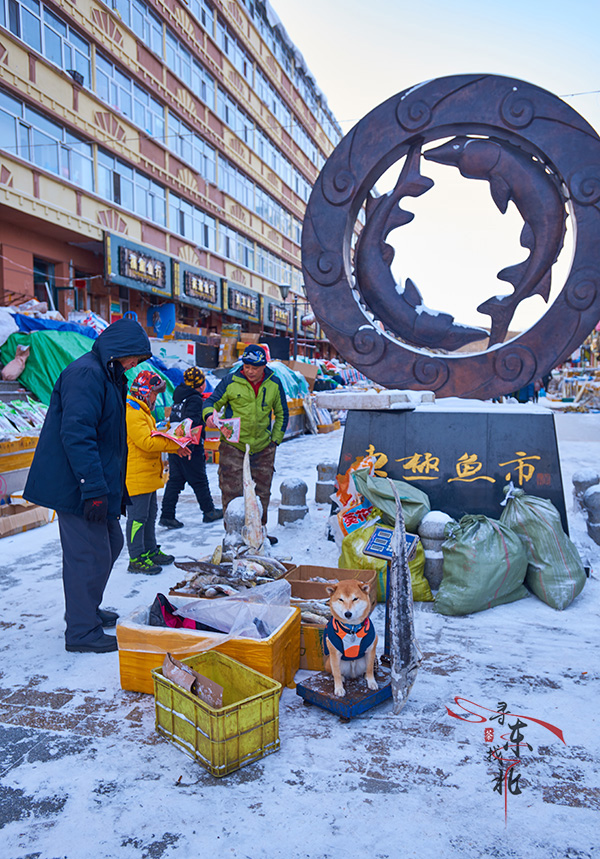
[{"left": 0, "top": 411, "right": 598, "bottom": 859}]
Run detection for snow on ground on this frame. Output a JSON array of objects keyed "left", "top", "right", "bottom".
[{"left": 0, "top": 413, "right": 598, "bottom": 859}]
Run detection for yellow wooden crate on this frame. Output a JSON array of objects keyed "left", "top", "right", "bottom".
[
  {"left": 117, "top": 598, "right": 300, "bottom": 695},
  {"left": 317, "top": 420, "right": 341, "bottom": 434},
  {"left": 0, "top": 435, "right": 38, "bottom": 472}
]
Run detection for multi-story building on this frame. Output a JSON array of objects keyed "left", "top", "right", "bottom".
[{"left": 0, "top": 0, "right": 341, "bottom": 352}]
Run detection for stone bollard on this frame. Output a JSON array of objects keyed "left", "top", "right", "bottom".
[
  {"left": 278, "top": 478, "right": 308, "bottom": 525},
  {"left": 582, "top": 484, "right": 600, "bottom": 545},
  {"left": 315, "top": 461, "right": 337, "bottom": 504},
  {"left": 417, "top": 511, "right": 455, "bottom": 591},
  {"left": 572, "top": 470, "right": 600, "bottom": 513}
]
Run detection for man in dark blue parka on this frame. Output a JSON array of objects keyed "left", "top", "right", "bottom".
[{"left": 24, "top": 318, "right": 151, "bottom": 653}]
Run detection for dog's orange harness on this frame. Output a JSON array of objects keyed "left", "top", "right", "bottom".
[{"left": 324, "top": 616, "right": 375, "bottom": 660}]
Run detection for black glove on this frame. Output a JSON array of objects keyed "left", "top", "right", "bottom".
[{"left": 83, "top": 496, "right": 108, "bottom": 522}]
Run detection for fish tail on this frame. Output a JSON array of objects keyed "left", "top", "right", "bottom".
[
  {"left": 477, "top": 296, "right": 514, "bottom": 347},
  {"left": 497, "top": 260, "right": 528, "bottom": 286}
]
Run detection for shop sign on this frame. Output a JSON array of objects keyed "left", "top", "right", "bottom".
[
  {"left": 226, "top": 283, "right": 261, "bottom": 322},
  {"left": 265, "top": 300, "right": 290, "bottom": 330},
  {"left": 173, "top": 261, "right": 221, "bottom": 311},
  {"left": 105, "top": 234, "right": 172, "bottom": 298}
]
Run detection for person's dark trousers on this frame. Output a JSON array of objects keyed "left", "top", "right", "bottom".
[
  {"left": 218, "top": 441, "right": 276, "bottom": 525},
  {"left": 126, "top": 492, "right": 158, "bottom": 559},
  {"left": 161, "top": 444, "right": 215, "bottom": 518},
  {"left": 58, "top": 512, "right": 124, "bottom": 647}
]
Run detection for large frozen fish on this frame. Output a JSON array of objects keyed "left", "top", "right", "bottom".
[
  {"left": 242, "top": 444, "right": 266, "bottom": 552},
  {"left": 388, "top": 480, "right": 422, "bottom": 715}
]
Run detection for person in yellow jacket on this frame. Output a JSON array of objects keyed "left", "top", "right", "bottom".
[{"left": 126, "top": 370, "right": 190, "bottom": 574}]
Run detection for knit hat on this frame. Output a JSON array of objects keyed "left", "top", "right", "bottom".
[
  {"left": 130, "top": 370, "right": 166, "bottom": 401},
  {"left": 183, "top": 366, "right": 206, "bottom": 388},
  {"left": 241, "top": 345, "right": 267, "bottom": 366}
]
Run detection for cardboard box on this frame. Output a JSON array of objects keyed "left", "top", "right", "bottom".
[
  {"left": 286, "top": 566, "right": 377, "bottom": 671},
  {"left": 286, "top": 360, "right": 318, "bottom": 392},
  {"left": 150, "top": 339, "right": 197, "bottom": 365},
  {"left": 0, "top": 501, "right": 49, "bottom": 538},
  {"left": 285, "top": 565, "right": 377, "bottom": 607},
  {"left": 116, "top": 597, "right": 301, "bottom": 695},
  {"left": 218, "top": 336, "right": 238, "bottom": 367}
]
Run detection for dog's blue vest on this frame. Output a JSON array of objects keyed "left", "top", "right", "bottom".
[{"left": 324, "top": 616, "right": 375, "bottom": 661}]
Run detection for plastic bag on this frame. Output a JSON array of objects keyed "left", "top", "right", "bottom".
[
  {"left": 0, "top": 308, "right": 18, "bottom": 348},
  {"left": 1, "top": 344, "right": 30, "bottom": 381},
  {"left": 332, "top": 454, "right": 378, "bottom": 511},
  {"left": 338, "top": 513, "right": 433, "bottom": 602},
  {"left": 499, "top": 485, "right": 586, "bottom": 610},
  {"left": 351, "top": 469, "right": 430, "bottom": 531},
  {"left": 174, "top": 580, "right": 293, "bottom": 640},
  {"left": 436, "top": 515, "right": 528, "bottom": 616}
]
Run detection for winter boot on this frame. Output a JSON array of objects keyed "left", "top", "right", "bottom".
[
  {"left": 128, "top": 555, "right": 162, "bottom": 575},
  {"left": 159, "top": 517, "right": 184, "bottom": 529},
  {"left": 146, "top": 546, "right": 175, "bottom": 566},
  {"left": 203, "top": 508, "right": 224, "bottom": 523}
]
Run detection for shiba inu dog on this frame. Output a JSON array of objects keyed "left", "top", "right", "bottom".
[{"left": 323, "top": 579, "right": 378, "bottom": 698}]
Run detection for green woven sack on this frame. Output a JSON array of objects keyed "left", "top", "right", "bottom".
[
  {"left": 351, "top": 469, "right": 430, "bottom": 532},
  {"left": 499, "top": 486, "right": 586, "bottom": 610},
  {"left": 435, "top": 515, "right": 529, "bottom": 616}
]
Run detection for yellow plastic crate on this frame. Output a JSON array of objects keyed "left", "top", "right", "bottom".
[
  {"left": 117, "top": 598, "right": 300, "bottom": 694},
  {"left": 153, "top": 651, "right": 281, "bottom": 777}
]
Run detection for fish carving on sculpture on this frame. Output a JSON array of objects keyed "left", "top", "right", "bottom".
[
  {"left": 424, "top": 136, "right": 568, "bottom": 347},
  {"left": 354, "top": 144, "right": 488, "bottom": 350}
]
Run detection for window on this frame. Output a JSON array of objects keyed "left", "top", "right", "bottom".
[
  {"left": 2, "top": 0, "right": 91, "bottom": 84},
  {"left": 0, "top": 87, "right": 94, "bottom": 188},
  {"left": 217, "top": 18, "right": 252, "bottom": 84},
  {"left": 134, "top": 84, "right": 165, "bottom": 139},
  {"left": 217, "top": 87, "right": 254, "bottom": 147},
  {"left": 106, "top": 0, "right": 163, "bottom": 56},
  {"left": 187, "top": 0, "right": 214, "bottom": 34},
  {"left": 292, "top": 120, "right": 320, "bottom": 167},
  {"left": 165, "top": 29, "right": 192, "bottom": 86},
  {"left": 169, "top": 192, "right": 216, "bottom": 250},
  {"left": 97, "top": 148, "right": 165, "bottom": 225},
  {"left": 217, "top": 156, "right": 253, "bottom": 210},
  {"left": 191, "top": 58, "right": 215, "bottom": 108},
  {"left": 251, "top": 6, "right": 292, "bottom": 75},
  {"left": 255, "top": 67, "right": 291, "bottom": 129},
  {"left": 96, "top": 54, "right": 165, "bottom": 139},
  {"left": 167, "top": 112, "right": 215, "bottom": 183},
  {"left": 219, "top": 224, "right": 254, "bottom": 270}
]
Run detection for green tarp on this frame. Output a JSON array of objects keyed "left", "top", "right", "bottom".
[{"left": 1, "top": 331, "right": 174, "bottom": 415}]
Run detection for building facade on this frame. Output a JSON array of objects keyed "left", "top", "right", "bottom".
[{"left": 0, "top": 0, "right": 341, "bottom": 352}]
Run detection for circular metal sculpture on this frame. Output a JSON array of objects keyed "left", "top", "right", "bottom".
[{"left": 301, "top": 74, "right": 600, "bottom": 398}]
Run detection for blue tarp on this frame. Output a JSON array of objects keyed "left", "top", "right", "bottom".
[{"left": 12, "top": 313, "right": 99, "bottom": 340}]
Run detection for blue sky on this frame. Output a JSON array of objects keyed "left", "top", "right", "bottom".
[{"left": 272, "top": 0, "right": 600, "bottom": 333}]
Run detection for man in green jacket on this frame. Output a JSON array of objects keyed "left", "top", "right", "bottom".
[{"left": 203, "top": 345, "right": 288, "bottom": 541}]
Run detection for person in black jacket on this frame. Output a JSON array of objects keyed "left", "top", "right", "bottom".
[
  {"left": 24, "top": 318, "right": 152, "bottom": 653},
  {"left": 159, "top": 366, "right": 222, "bottom": 529}
]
